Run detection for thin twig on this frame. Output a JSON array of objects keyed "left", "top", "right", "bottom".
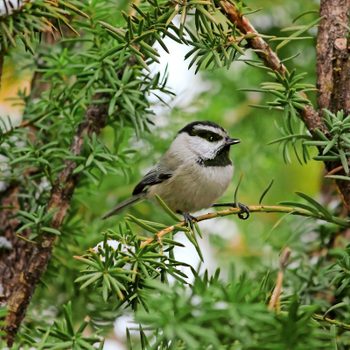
[
  {"left": 326, "top": 165, "right": 344, "bottom": 176},
  {"left": 313, "top": 313, "right": 350, "bottom": 331},
  {"left": 140, "top": 205, "right": 349, "bottom": 247},
  {"left": 268, "top": 247, "right": 291, "bottom": 311}
]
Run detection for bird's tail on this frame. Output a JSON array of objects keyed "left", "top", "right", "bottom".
[{"left": 102, "top": 193, "right": 145, "bottom": 219}]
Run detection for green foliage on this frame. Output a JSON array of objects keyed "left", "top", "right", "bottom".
[
  {"left": 185, "top": 12, "right": 245, "bottom": 73},
  {"left": 272, "top": 109, "right": 350, "bottom": 172},
  {"left": 75, "top": 223, "right": 191, "bottom": 308},
  {"left": 1, "top": 0, "right": 350, "bottom": 349},
  {"left": 258, "top": 71, "right": 314, "bottom": 128},
  {"left": 328, "top": 247, "right": 350, "bottom": 297},
  {"left": 133, "top": 275, "right": 331, "bottom": 350},
  {"left": 0, "top": 306, "right": 6, "bottom": 337},
  {"left": 280, "top": 192, "right": 350, "bottom": 227},
  {"left": 0, "top": 0, "right": 85, "bottom": 53},
  {"left": 17, "top": 205, "right": 60, "bottom": 240},
  {"left": 73, "top": 133, "right": 134, "bottom": 183},
  {"left": 71, "top": 201, "right": 348, "bottom": 348},
  {"left": 248, "top": 70, "right": 316, "bottom": 164},
  {"left": 271, "top": 16, "right": 321, "bottom": 51},
  {"left": 20, "top": 302, "right": 103, "bottom": 349},
  {"left": 306, "top": 110, "right": 350, "bottom": 176}
]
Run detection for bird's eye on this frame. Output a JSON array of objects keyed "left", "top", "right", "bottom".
[{"left": 193, "top": 130, "right": 222, "bottom": 142}]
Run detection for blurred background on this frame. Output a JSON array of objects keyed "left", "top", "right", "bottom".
[{"left": 0, "top": 0, "right": 323, "bottom": 348}]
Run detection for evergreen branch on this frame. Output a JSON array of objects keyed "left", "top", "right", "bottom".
[
  {"left": 217, "top": 0, "right": 286, "bottom": 74},
  {"left": 313, "top": 314, "right": 350, "bottom": 331},
  {"left": 326, "top": 165, "right": 344, "bottom": 176},
  {"left": 0, "top": 0, "right": 85, "bottom": 53},
  {"left": 1, "top": 4, "right": 173, "bottom": 343},
  {"left": 0, "top": 31, "right": 61, "bottom": 343},
  {"left": 216, "top": 0, "right": 326, "bottom": 134},
  {"left": 216, "top": 1, "right": 350, "bottom": 213},
  {"left": 141, "top": 205, "right": 349, "bottom": 247},
  {"left": 3, "top": 95, "right": 108, "bottom": 346}
]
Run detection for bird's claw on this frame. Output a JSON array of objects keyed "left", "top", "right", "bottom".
[
  {"left": 212, "top": 202, "right": 250, "bottom": 220},
  {"left": 235, "top": 202, "right": 250, "bottom": 220},
  {"left": 182, "top": 212, "right": 198, "bottom": 230}
]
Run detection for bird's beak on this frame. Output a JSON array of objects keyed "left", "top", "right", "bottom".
[{"left": 225, "top": 137, "right": 240, "bottom": 146}]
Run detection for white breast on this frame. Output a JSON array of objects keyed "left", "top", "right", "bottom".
[{"left": 147, "top": 162, "right": 233, "bottom": 213}]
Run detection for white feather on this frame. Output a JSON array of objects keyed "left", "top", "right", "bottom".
[{"left": 147, "top": 160, "right": 233, "bottom": 212}]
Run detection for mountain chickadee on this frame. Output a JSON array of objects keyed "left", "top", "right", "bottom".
[{"left": 102, "top": 121, "right": 249, "bottom": 222}]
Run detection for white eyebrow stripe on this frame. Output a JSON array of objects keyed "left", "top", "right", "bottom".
[{"left": 193, "top": 125, "right": 227, "bottom": 137}]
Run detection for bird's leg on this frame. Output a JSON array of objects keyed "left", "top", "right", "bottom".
[
  {"left": 178, "top": 211, "right": 198, "bottom": 230},
  {"left": 212, "top": 202, "right": 250, "bottom": 220}
]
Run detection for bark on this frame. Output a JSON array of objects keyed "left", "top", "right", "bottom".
[
  {"left": 0, "top": 186, "right": 24, "bottom": 302},
  {"left": 316, "top": 0, "right": 350, "bottom": 209},
  {"left": 1, "top": 97, "right": 107, "bottom": 346},
  {"left": 317, "top": 0, "right": 350, "bottom": 114}
]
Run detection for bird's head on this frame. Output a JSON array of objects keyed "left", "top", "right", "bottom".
[{"left": 174, "top": 121, "right": 240, "bottom": 165}]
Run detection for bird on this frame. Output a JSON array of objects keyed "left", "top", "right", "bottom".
[{"left": 102, "top": 120, "right": 249, "bottom": 223}]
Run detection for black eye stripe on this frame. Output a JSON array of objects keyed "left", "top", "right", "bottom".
[{"left": 191, "top": 130, "right": 223, "bottom": 142}]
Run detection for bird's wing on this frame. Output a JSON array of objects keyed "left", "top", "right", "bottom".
[{"left": 132, "top": 166, "right": 173, "bottom": 195}]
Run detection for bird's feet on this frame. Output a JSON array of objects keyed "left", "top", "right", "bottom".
[
  {"left": 212, "top": 202, "right": 250, "bottom": 220},
  {"left": 178, "top": 211, "right": 198, "bottom": 230},
  {"left": 235, "top": 202, "right": 250, "bottom": 220}
]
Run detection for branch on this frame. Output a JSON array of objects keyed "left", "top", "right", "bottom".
[
  {"left": 218, "top": 0, "right": 326, "bottom": 133},
  {"left": 217, "top": 1, "right": 350, "bottom": 212},
  {"left": 217, "top": 0, "right": 327, "bottom": 134},
  {"left": 217, "top": 0, "right": 350, "bottom": 336},
  {"left": 218, "top": 1, "right": 285, "bottom": 74},
  {"left": 140, "top": 205, "right": 349, "bottom": 247},
  {"left": 313, "top": 313, "right": 350, "bottom": 331},
  {"left": 3, "top": 96, "right": 108, "bottom": 346}
]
